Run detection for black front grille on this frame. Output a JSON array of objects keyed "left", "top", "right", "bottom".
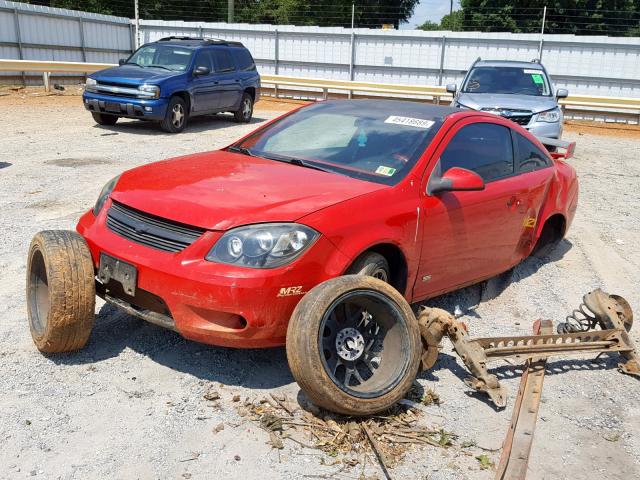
[
  {"left": 481, "top": 108, "right": 532, "bottom": 126},
  {"left": 106, "top": 201, "right": 205, "bottom": 253},
  {"left": 508, "top": 115, "right": 532, "bottom": 126}
]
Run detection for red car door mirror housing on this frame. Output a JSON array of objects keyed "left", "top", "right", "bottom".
[{"left": 428, "top": 167, "right": 485, "bottom": 195}]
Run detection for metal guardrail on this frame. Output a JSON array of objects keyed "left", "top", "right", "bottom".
[{"left": 1, "top": 59, "right": 639, "bottom": 123}]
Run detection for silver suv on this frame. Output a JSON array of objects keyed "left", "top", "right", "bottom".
[{"left": 447, "top": 59, "right": 568, "bottom": 139}]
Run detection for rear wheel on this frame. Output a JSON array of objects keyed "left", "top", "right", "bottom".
[
  {"left": 286, "top": 275, "right": 421, "bottom": 416},
  {"left": 26, "top": 231, "right": 95, "bottom": 353},
  {"left": 161, "top": 96, "right": 188, "bottom": 133},
  {"left": 233, "top": 93, "right": 253, "bottom": 123},
  {"left": 91, "top": 112, "right": 118, "bottom": 126}
]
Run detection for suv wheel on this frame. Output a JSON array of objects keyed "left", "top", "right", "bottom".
[
  {"left": 92, "top": 112, "right": 118, "bottom": 126},
  {"left": 234, "top": 93, "right": 253, "bottom": 123},
  {"left": 161, "top": 96, "right": 188, "bottom": 133}
]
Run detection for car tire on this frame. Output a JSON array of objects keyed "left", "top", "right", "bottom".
[
  {"left": 26, "top": 230, "right": 95, "bottom": 353},
  {"left": 286, "top": 275, "right": 422, "bottom": 416},
  {"left": 233, "top": 93, "right": 253, "bottom": 123},
  {"left": 346, "top": 252, "right": 390, "bottom": 283},
  {"left": 161, "top": 96, "right": 188, "bottom": 133},
  {"left": 91, "top": 112, "right": 118, "bottom": 126}
]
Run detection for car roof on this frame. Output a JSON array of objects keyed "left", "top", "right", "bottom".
[
  {"left": 321, "top": 99, "right": 459, "bottom": 119},
  {"left": 474, "top": 59, "right": 545, "bottom": 70},
  {"left": 153, "top": 36, "right": 244, "bottom": 48}
]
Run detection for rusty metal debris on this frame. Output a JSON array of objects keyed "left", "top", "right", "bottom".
[
  {"left": 495, "top": 320, "right": 552, "bottom": 480},
  {"left": 417, "top": 289, "right": 639, "bottom": 408}
]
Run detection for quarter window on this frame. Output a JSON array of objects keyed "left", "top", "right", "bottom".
[
  {"left": 212, "top": 49, "right": 236, "bottom": 72},
  {"left": 234, "top": 49, "right": 256, "bottom": 71},
  {"left": 440, "top": 123, "right": 514, "bottom": 182},
  {"left": 515, "top": 133, "right": 552, "bottom": 172}
]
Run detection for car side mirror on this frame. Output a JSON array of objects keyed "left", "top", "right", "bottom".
[
  {"left": 118, "top": 58, "right": 126, "bottom": 66},
  {"left": 428, "top": 167, "right": 485, "bottom": 195},
  {"left": 446, "top": 83, "right": 457, "bottom": 94},
  {"left": 556, "top": 88, "right": 568, "bottom": 99},
  {"left": 194, "top": 66, "right": 210, "bottom": 76}
]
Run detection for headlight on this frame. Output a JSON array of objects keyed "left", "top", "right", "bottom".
[
  {"left": 93, "top": 175, "right": 120, "bottom": 216},
  {"left": 537, "top": 109, "right": 561, "bottom": 123},
  {"left": 138, "top": 84, "right": 160, "bottom": 99},
  {"left": 85, "top": 78, "right": 97, "bottom": 92},
  {"left": 206, "top": 223, "right": 319, "bottom": 268}
]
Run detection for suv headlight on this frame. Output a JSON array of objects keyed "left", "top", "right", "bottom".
[
  {"left": 537, "top": 109, "right": 561, "bottom": 123},
  {"left": 206, "top": 223, "right": 319, "bottom": 268},
  {"left": 138, "top": 84, "right": 160, "bottom": 99},
  {"left": 85, "top": 77, "right": 97, "bottom": 92},
  {"left": 93, "top": 175, "right": 120, "bottom": 216}
]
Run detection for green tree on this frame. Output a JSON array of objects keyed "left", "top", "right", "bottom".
[
  {"left": 31, "top": 1, "right": 421, "bottom": 28},
  {"left": 459, "top": 0, "right": 640, "bottom": 36}
]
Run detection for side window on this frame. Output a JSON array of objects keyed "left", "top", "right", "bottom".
[
  {"left": 233, "top": 49, "right": 256, "bottom": 71},
  {"left": 515, "top": 133, "right": 552, "bottom": 172},
  {"left": 193, "top": 50, "right": 212, "bottom": 72},
  {"left": 212, "top": 49, "right": 236, "bottom": 73},
  {"left": 440, "top": 123, "right": 514, "bottom": 182}
]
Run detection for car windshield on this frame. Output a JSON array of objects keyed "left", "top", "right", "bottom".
[
  {"left": 462, "top": 66, "right": 551, "bottom": 96},
  {"left": 126, "top": 45, "right": 193, "bottom": 71},
  {"left": 233, "top": 101, "right": 444, "bottom": 185}
]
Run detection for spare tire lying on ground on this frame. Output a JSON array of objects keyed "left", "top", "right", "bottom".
[
  {"left": 26, "top": 230, "right": 95, "bottom": 353},
  {"left": 286, "top": 275, "right": 422, "bottom": 416}
]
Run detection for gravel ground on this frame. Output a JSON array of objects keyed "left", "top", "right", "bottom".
[{"left": 1, "top": 91, "right": 639, "bottom": 480}]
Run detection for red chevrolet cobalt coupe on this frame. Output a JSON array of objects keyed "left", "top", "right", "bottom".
[{"left": 27, "top": 100, "right": 577, "bottom": 355}]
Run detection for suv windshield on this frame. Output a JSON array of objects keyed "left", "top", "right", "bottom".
[
  {"left": 127, "top": 45, "right": 193, "bottom": 71},
  {"left": 233, "top": 101, "right": 444, "bottom": 185},
  {"left": 462, "top": 66, "right": 551, "bottom": 96}
]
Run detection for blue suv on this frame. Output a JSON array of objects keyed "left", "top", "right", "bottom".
[{"left": 83, "top": 37, "right": 260, "bottom": 133}]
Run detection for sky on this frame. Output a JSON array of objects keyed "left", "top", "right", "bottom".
[{"left": 402, "top": 0, "right": 461, "bottom": 30}]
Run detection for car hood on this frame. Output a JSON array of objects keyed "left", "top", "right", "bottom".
[
  {"left": 458, "top": 93, "right": 558, "bottom": 114},
  {"left": 91, "top": 65, "right": 178, "bottom": 85},
  {"left": 110, "top": 151, "right": 385, "bottom": 231}
]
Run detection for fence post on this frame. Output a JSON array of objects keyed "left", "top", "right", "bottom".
[
  {"left": 129, "top": 23, "right": 135, "bottom": 53},
  {"left": 438, "top": 35, "right": 447, "bottom": 86},
  {"left": 78, "top": 17, "right": 87, "bottom": 83},
  {"left": 274, "top": 29, "right": 280, "bottom": 98},
  {"left": 349, "top": 32, "right": 356, "bottom": 81},
  {"left": 13, "top": 7, "right": 25, "bottom": 86}
]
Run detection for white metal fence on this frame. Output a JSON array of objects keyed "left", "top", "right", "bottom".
[
  {"left": 0, "top": 0, "right": 133, "bottom": 81},
  {"left": 139, "top": 20, "right": 640, "bottom": 98},
  {"left": 1, "top": 1, "right": 639, "bottom": 99}
]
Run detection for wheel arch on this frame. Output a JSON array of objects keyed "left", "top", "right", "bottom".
[
  {"left": 534, "top": 212, "right": 566, "bottom": 249},
  {"left": 244, "top": 86, "right": 256, "bottom": 101},
  {"left": 344, "top": 243, "right": 409, "bottom": 296},
  {"left": 171, "top": 91, "right": 191, "bottom": 113}
]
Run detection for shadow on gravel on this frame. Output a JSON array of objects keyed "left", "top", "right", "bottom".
[
  {"left": 93, "top": 114, "right": 268, "bottom": 136},
  {"left": 0, "top": 161, "right": 11, "bottom": 169},
  {"left": 50, "top": 303, "right": 292, "bottom": 389},
  {"left": 417, "top": 239, "right": 573, "bottom": 318}
]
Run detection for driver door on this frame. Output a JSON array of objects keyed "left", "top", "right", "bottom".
[{"left": 413, "top": 120, "right": 529, "bottom": 300}]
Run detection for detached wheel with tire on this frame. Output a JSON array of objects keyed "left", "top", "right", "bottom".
[
  {"left": 233, "top": 92, "right": 253, "bottom": 123},
  {"left": 91, "top": 112, "right": 118, "bottom": 126},
  {"left": 286, "top": 275, "right": 421, "bottom": 416},
  {"left": 161, "top": 96, "right": 188, "bottom": 133},
  {"left": 26, "top": 231, "right": 95, "bottom": 353}
]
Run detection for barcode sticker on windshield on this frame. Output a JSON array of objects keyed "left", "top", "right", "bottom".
[{"left": 384, "top": 116, "right": 434, "bottom": 129}]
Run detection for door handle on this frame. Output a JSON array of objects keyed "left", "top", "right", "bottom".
[
  {"left": 214, "top": 81, "right": 219, "bottom": 84},
  {"left": 235, "top": 79, "right": 240, "bottom": 82}
]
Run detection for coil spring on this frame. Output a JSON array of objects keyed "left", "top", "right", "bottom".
[{"left": 557, "top": 301, "right": 599, "bottom": 334}]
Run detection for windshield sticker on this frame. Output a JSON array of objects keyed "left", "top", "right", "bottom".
[
  {"left": 524, "top": 69, "right": 542, "bottom": 74},
  {"left": 384, "top": 116, "right": 435, "bottom": 129},
  {"left": 375, "top": 166, "right": 397, "bottom": 176},
  {"left": 531, "top": 74, "right": 544, "bottom": 84}
]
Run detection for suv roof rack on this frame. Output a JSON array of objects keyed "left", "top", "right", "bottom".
[{"left": 157, "top": 36, "right": 244, "bottom": 47}]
